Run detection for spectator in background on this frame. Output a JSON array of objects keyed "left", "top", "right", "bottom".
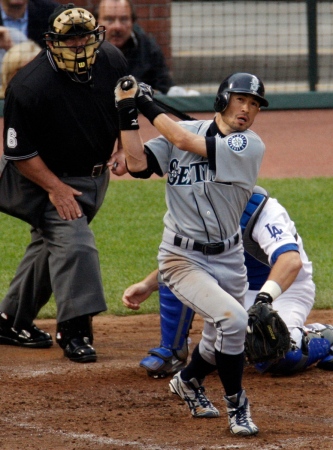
[
  {"left": 0, "top": 0, "right": 58, "bottom": 80},
  {"left": 0, "top": 39, "right": 40, "bottom": 97},
  {"left": 97, "top": 0, "right": 199, "bottom": 96},
  {"left": 0, "top": 0, "right": 59, "bottom": 47},
  {"left": 0, "top": 25, "right": 26, "bottom": 52},
  {"left": 0, "top": 24, "right": 27, "bottom": 77}
]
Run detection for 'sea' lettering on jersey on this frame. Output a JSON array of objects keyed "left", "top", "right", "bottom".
[
  {"left": 7, "top": 128, "right": 17, "bottom": 148},
  {"left": 167, "top": 159, "right": 213, "bottom": 186},
  {"left": 227, "top": 134, "right": 248, "bottom": 152},
  {"left": 265, "top": 223, "right": 283, "bottom": 241}
]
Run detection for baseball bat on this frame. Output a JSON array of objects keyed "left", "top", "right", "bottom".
[{"left": 120, "top": 79, "right": 197, "bottom": 121}]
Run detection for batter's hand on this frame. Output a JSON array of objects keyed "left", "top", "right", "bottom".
[
  {"left": 136, "top": 82, "right": 154, "bottom": 102},
  {"left": 48, "top": 182, "right": 83, "bottom": 221},
  {"left": 115, "top": 75, "right": 138, "bottom": 103},
  {"left": 108, "top": 148, "right": 127, "bottom": 176}
]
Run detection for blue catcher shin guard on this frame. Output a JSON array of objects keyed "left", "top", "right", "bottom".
[
  {"left": 316, "top": 325, "right": 333, "bottom": 370},
  {"left": 140, "top": 284, "right": 195, "bottom": 378},
  {"left": 255, "top": 330, "right": 331, "bottom": 375},
  {"left": 317, "top": 352, "right": 333, "bottom": 371}
]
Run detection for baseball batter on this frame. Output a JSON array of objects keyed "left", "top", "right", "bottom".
[
  {"left": 115, "top": 72, "right": 269, "bottom": 436},
  {"left": 123, "top": 187, "right": 333, "bottom": 377}
]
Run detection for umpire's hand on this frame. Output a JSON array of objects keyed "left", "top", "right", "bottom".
[
  {"left": 15, "top": 157, "right": 82, "bottom": 221},
  {"left": 48, "top": 181, "right": 83, "bottom": 221}
]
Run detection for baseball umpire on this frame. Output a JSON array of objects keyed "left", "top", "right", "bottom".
[
  {"left": 115, "top": 72, "right": 269, "bottom": 436},
  {"left": 0, "top": 4, "right": 128, "bottom": 362}
]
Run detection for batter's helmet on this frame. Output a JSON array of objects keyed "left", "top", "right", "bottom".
[
  {"left": 44, "top": 3, "right": 105, "bottom": 83},
  {"left": 214, "top": 72, "right": 269, "bottom": 112}
]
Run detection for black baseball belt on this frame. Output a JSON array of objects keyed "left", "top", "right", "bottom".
[
  {"left": 55, "top": 162, "right": 108, "bottom": 178},
  {"left": 164, "top": 228, "right": 240, "bottom": 256}
]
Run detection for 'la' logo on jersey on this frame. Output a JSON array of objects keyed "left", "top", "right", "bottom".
[{"left": 265, "top": 223, "right": 283, "bottom": 240}]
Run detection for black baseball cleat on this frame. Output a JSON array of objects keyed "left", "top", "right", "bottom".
[
  {"left": 0, "top": 323, "right": 53, "bottom": 348},
  {"left": 63, "top": 337, "right": 97, "bottom": 363}
]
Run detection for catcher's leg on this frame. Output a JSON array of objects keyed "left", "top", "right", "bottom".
[
  {"left": 315, "top": 324, "right": 333, "bottom": 370},
  {"left": 255, "top": 327, "right": 332, "bottom": 375},
  {"left": 139, "top": 284, "right": 195, "bottom": 378}
]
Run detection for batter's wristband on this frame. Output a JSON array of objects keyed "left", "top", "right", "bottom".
[
  {"left": 117, "top": 98, "right": 139, "bottom": 130},
  {"left": 136, "top": 97, "right": 165, "bottom": 124}
]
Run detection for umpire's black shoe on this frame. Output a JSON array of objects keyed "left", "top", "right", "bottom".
[
  {"left": 63, "top": 337, "right": 97, "bottom": 363},
  {"left": 0, "top": 324, "right": 53, "bottom": 348}
]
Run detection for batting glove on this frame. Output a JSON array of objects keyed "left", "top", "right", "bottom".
[
  {"left": 135, "top": 82, "right": 165, "bottom": 124},
  {"left": 114, "top": 75, "right": 139, "bottom": 131},
  {"left": 137, "top": 82, "right": 154, "bottom": 100},
  {"left": 114, "top": 75, "right": 138, "bottom": 103}
]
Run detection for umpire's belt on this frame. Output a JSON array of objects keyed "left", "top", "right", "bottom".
[
  {"left": 55, "top": 162, "right": 108, "bottom": 178},
  {"left": 163, "top": 228, "right": 240, "bottom": 255}
]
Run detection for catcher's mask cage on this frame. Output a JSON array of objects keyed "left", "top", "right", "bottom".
[
  {"left": 44, "top": 3, "right": 105, "bottom": 83},
  {"left": 214, "top": 72, "right": 269, "bottom": 112}
]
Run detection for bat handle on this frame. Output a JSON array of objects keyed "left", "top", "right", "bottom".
[{"left": 121, "top": 80, "right": 134, "bottom": 91}]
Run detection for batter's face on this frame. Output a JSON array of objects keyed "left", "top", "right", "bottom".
[
  {"left": 218, "top": 93, "right": 260, "bottom": 134},
  {"left": 98, "top": 0, "right": 133, "bottom": 49}
]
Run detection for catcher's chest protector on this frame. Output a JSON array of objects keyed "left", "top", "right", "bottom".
[{"left": 240, "top": 186, "right": 269, "bottom": 265}]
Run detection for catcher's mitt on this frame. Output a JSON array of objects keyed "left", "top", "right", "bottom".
[{"left": 245, "top": 300, "right": 291, "bottom": 364}]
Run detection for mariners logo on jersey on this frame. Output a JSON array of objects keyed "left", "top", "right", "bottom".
[{"left": 227, "top": 134, "right": 248, "bottom": 152}]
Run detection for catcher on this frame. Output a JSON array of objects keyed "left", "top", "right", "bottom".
[{"left": 123, "top": 186, "right": 333, "bottom": 376}]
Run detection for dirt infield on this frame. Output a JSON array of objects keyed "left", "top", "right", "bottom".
[
  {"left": 1, "top": 310, "right": 333, "bottom": 450},
  {"left": 0, "top": 109, "right": 333, "bottom": 449}
]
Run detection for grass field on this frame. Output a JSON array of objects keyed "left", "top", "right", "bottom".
[{"left": 1, "top": 177, "right": 332, "bottom": 319}]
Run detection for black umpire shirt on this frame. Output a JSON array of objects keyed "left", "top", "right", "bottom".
[{"left": 4, "top": 41, "right": 128, "bottom": 176}]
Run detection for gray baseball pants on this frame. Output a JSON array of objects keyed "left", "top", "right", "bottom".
[{"left": 0, "top": 171, "right": 109, "bottom": 327}]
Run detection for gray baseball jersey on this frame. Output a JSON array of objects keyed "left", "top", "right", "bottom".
[
  {"left": 145, "top": 120, "right": 265, "bottom": 242},
  {"left": 145, "top": 118, "right": 266, "bottom": 359}
]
